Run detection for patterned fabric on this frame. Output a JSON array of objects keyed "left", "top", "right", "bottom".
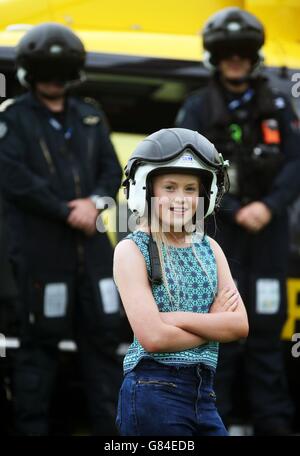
[{"left": 122, "top": 230, "right": 219, "bottom": 374}]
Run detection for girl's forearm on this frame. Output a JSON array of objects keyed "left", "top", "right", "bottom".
[
  {"left": 149, "top": 324, "right": 207, "bottom": 353},
  {"left": 169, "top": 312, "right": 249, "bottom": 342}
]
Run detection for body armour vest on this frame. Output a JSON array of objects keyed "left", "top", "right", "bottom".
[{"left": 197, "top": 77, "right": 284, "bottom": 203}]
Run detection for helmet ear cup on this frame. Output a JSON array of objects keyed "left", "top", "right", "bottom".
[
  {"left": 146, "top": 176, "right": 154, "bottom": 227},
  {"left": 198, "top": 171, "right": 213, "bottom": 217},
  {"left": 203, "top": 51, "right": 215, "bottom": 71},
  {"left": 215, "top": 167, "right": 230, "bottom": 210},
  {"left": 16, "top": 67, "right": 30, "bottom": 88},
  {"left": 250, "top": 50, "right": 264, "bottom": 76}
]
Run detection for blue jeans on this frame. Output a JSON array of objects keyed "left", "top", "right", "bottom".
[{"left": 116, "top": 358, "right": 228, "bottom": 436}]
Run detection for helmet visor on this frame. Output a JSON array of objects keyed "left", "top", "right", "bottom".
[
  {"left": 26, "top": 60, "right": 82, "bottom": 83},
  {"left": 211, "top": 41, "right": 259, "bottom": 64}
]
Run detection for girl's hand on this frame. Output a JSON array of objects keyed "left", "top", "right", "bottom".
[{"left": 210, "top": 287, "right": 239, "bottom": 313}]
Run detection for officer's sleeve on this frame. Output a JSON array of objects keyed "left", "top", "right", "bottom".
[
  {"left": 91, "top": 113, "right": 122, "bottom": 200},
  {"left": 175, "top": 97, "right": 203, "bottom": 130},
  {"left": 176, "top": 96, "right": 242, "bottom": 222},
  {"left": 262, "top": 97, "right": 300, "bottom": 216},
  {"left": 0, "top": 112, "right": 70, "bottom": 221}
]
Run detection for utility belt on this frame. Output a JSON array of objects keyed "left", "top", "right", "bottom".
[{"left": 224, "top": 143, "right": 283, "bottom": 204}]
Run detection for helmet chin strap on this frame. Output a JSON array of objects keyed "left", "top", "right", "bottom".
[{"left": 64, "top": 70, "right": 87, "bottom": 90}]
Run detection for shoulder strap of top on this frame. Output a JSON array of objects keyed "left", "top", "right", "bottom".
[
  {"left": 148, "top": 236, "right": 162, "bottom": 284},
  {"left": 125, "top": 231, "right": 162, "bottom": 284}
]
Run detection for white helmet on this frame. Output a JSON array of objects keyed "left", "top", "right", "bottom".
[{"left": 123, "top": 128, "right": 229, "bottom": 219}]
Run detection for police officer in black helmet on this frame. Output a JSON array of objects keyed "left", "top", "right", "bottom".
[
  {"left": 176, "top": 7, "right": 300, "bottom": 435},
  {"left": 0, "top": 23, "right": 123, "bottom": 435}
]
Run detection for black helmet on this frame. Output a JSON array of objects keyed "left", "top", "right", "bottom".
[
  {"left": 203, "top": 7, "right": 265, "bottom": 68},
  {"left": 16, "top": 22, "right": 86, "bottom": 87},
  {"left": 123, "top": 128, "right": 229, "bottom": 218}
]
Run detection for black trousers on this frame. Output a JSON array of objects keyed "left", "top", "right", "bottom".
[
  {"left": 12, "top": 268, "right": 122, "bottom": 435},
  {"left": 211, "top": 214, "right": 294, "bottom": 433}
]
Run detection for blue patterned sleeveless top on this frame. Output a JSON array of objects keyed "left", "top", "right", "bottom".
[{"left": 122, "top": 230, "right": 219, "bottom": 374}]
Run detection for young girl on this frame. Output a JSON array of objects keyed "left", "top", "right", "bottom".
[{"left": 113, "top": 128, "right": 249, "bottom": 436}]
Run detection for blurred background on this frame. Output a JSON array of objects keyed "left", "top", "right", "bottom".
[{"left": 0, "top": 0, "right": 300, "bottom": 435}]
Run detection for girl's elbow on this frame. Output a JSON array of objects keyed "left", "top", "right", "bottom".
[
  {"left": 243, "top": 321, "right": 249, "bottom": 338},
  {"left": 136, "top": 321, "right": 169, "bottom": 352},
  {"left": 237, "top": 318, "right": 249, "bottom": 339},
  {"left": 143, "top": 340, "right": 158, "bottom": 352},
  {"left": 225, "top": 319, "right": 249, "bottom": 342},
  {"left": 140, "top": 333, "right": 163, "bottom": 353},
  {"left": 144, "top": 332, "right": 172, "bottom": 352}
]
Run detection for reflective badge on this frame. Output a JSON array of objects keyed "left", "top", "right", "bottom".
[
  {"left": 44, "top": 283, "right": 68, "bottom": 318},
  {"left": 274, "top": 97, "right": 286, "bottom": 109},
  {"left": 261, "top": 119, "right": 281, "bottom": 144},
  {"left": 83, "top": 115, "right": 100, "bottom": 125},
  {"left": 229, "top": 123, "right": 242, "bottom": 143},
  {"left": 0, "top": 121, "right": 7, "bottom": 138},
  {"left": 256, "top": 279, "right": 280, "bottom": 314},
  {"left": 0, "top": 98, "right": 15, "bottom": 112},
  {"left": 98, "top": 278, "right": 119, "bottom": 314}
]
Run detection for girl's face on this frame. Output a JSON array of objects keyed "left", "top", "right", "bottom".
[{"left": 152, "top": 172, "right": 201, "bottom": 232}]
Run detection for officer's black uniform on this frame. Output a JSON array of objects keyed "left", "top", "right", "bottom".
[
  {"left": 0, "top": 90, "right": 123, "bottom": 435},
  {"left": 176, "top": 74, "right": 300, "bottom": 433}
]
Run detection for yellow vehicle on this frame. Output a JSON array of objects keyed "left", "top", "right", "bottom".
[{"left": 0, "top": 0, "right": 299, "bottom": 433}]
